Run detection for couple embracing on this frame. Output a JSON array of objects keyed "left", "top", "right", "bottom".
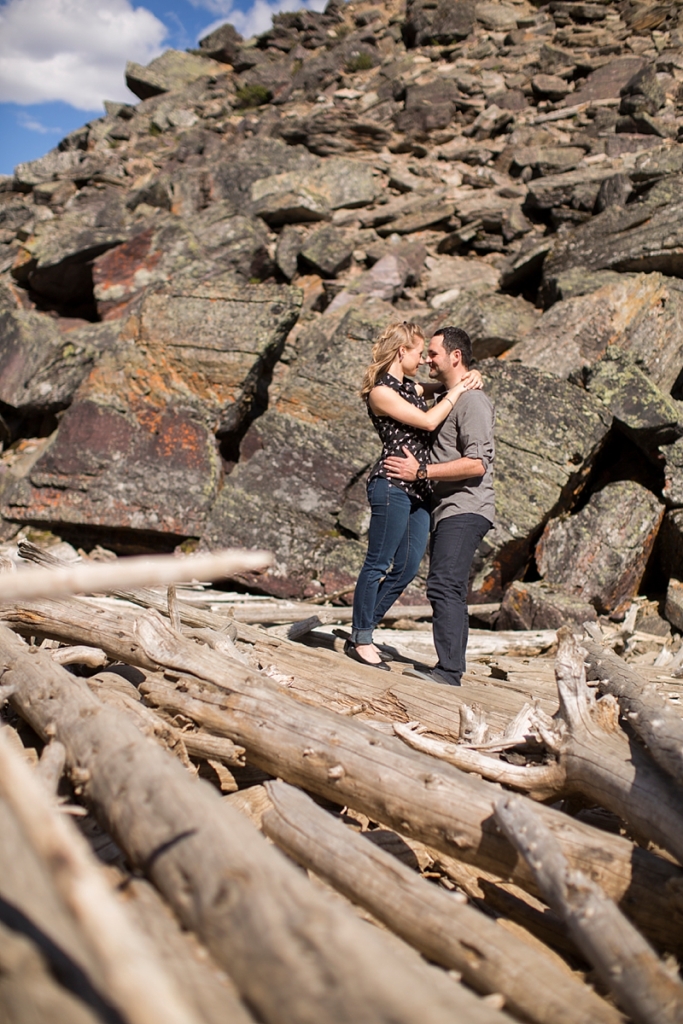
[{"left": 345, "top": 321, "right": 495, "bottom": 686}]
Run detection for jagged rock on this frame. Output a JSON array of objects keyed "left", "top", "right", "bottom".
[
  {"left": 32, "top": 180, "right": 78, "bottom": 208},
  {"left": 423, "top": 291, "right": 538, "bottom": 358},
  {"left": 620, "top": 66, "right": 666, "bottom": 117},
  {"left": 468, "top": 359, "right": 612, "bottom": 602},
  {"left": 377, "top": 200, "right": 455, "bottom": 236},
  {"left": 14, "top": 148, "right": 125, "bottom": 190},
  {"left": 497, "top": 580, "right": 597, "bottom": 630},
  {"left": 0, "top": 305, "right": 119, "bottom": 412},
  {"left": 0, "top": 195, "right": 32, "bottom": 244},
  {"left": 198, "top": 23, "right": 243, "bottom": 65},
  {"left": 200, "top": 306, "right": 387, "bottom": 597},
  {"left": 549, "top": 2, "right": 609, "bottom": 25},
  {"left": 535, "top": 481, "right": 664, "bottom": 614},
  {"left": 277, "top": 110, "right": 392, "bottom": 155},
  {"left": 513, "top": 273, "right": 683, "bottom": 395},
  {"left": 593, "top": 173, "right": 634, "bottom": 214},
  {"left": 300, "top": 227, "right": 353, "bottom": 278},
  {"left": 92, "top": 218, "right": 201, "bottom": 320},
  {"left": 543, "top": 266, "right": 628, "bottom": 304},
  {"left": 2, "top": 283, "right": 301, "bottom": 539},
  {"left": 125, "top": 51, "right": 227, "bottom": 101},
  {"left": 423, "top": 254, "right": 500, "bottom": 307},
  {"left": 402, "top": 0, "right": 476, "bottom": 48},
  {"left": 211, "top": 138, "right": 320, "bottom": 209},
  {"left": 475, "top": 2, "right": 518, "bottom": 31},
  {"left": 463, "top": 104, "right": 513, "bottom": 141},
  {"left": 585, "top": 350, "right": 683, "bottom": 455},
  {"left": 275, "top": 226, "right": 302, "bottom": 280},
  {"left": 12, "top": 213, "right": 129, "bottom": 318},
  {"left": 664, "top": 577, "right": 683, "bottom": 632},
  {"left": 662, "top": 438, "right": 683, "bottom": 507},
  {"left": 531, "top": 74, "right": 572, "bottom": 101},
  {"left": 542, "top": 171, "right": 683, "bottom": 283},
  {"left": 560, "top": 56, "right": 646, "bottom": 105},
  {"left": 395, "top": 81, "right": 460, "bottom": 135},
  {"left": 523, "top": 165, "right": 620, "bottom": 213},
  {"left": 328, "top": 252, "right": 415, "bottom": 310},
  {"left": 251, "top": 158, "right": 379, "bottom": 213},
  {"left": 253, "top": 187, "right": 331, "bottom": 226},
  {"left": 499, "top": 235, "right": 553, "bottom": 291},
  {"left": 511, "top": 146, "right": 586, "bottom": 176},
  {"left": 631, "top": 146, "right": 683, "bottom": 185}
]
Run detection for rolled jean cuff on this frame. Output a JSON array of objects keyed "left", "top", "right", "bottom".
[{"left": 350, "top": 628, "right": 374, "bottom": 645}]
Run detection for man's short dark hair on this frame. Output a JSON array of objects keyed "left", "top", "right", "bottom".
[{"left": 433, "top": 326, "right": 473, "bottom": 369}]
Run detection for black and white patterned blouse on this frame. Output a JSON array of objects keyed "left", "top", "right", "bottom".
[{"left": 367, "top": 372, "right": 432, "bottom": 501}]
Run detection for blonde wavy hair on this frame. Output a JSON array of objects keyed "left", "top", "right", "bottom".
[{"left": 360, "top": 321, "right": 425, "bottom": 399}]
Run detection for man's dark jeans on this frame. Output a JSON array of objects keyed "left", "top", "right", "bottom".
[{"left": 426, "top": 513, "right": 491, "bottom": 685}]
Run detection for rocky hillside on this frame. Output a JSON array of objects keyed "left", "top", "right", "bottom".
[{"left": 2, "top": 0, "right": 683, "bottom": 623}]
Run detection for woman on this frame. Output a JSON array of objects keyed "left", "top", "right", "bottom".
[{"left": 346, "top": 321, "right": 481, "bottom": 670}]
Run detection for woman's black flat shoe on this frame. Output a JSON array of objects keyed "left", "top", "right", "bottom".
[{"left": 344, "top": 641, "right": 391, "bottom": 671}]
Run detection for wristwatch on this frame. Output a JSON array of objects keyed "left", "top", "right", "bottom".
[{"left": 416, "top": 464, "right": 428, "bottom": 481}]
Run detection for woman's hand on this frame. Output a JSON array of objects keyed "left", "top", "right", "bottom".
[{"left": 461, "top": 368, "right": 483, "bottom": 390}]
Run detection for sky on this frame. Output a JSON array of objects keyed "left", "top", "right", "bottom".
[{"left": 0, "top": 0, "right": 327, "bottom": 176}]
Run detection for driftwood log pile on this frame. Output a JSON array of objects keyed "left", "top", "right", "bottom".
[{"left": 1, "top": 541, "right": 683, "bottom": 1024}]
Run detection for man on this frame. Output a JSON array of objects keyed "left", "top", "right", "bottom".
[{"left": 384, "top": 326, "right": 494, "bottom": 686}]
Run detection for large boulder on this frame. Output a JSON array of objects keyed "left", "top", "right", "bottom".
[
  {"left": 201, "top": 305, "right": 390, "bottom": 598},
  {"left": 12, "top": 210, "right": 129, "bottom": 317},
  {"left": 585, "top": 350, "right": 682, "bottom": 456},
  {"left": 0, "top": 304, "right": 120, "bottom": 412},
  {"left": 468, "top": 359, "right": 612, "bottom": 602},
  {"left": 497, "top": 580, "right": 597, "bottom": 630},
  {"left": 542, "top": 176, "right": 683, "bottom": 284},
  {"left": 423, "top": 291, "right": 538, "bottom": 358},
  {"left": 125, "top": 51, "right": 227, "bottom": 100},
  {"left": 535, "top": 480, "right": 664, "bottom": 614},
  {"left": 560, "top": 56, "right": 646, "bottom": 106},
  {"left": 403, "top": 0, "right": 476, "bottom": 48},
  {"left": 2, "top": 283, "right": 302, "bottom": 540},
  {"left": 511, "top": 273, "right": 683, "bottom": 396},
  {"left": 423, "top": 254, "right": 500, "bottom": 307},
  {"left": 251, "top": 158, "right": 380, "bottom": 212},
  {"left": 198, "top": 23, "right": 244, "bottom": 65}
]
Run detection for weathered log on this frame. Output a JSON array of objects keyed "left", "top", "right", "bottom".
[
  {"left": 129, "top": 614, "right": 683, "bottom": 956},
  {"left": 582, "top": 633, "right": 683, "bottom": 789},
  {"left": 262, "top": 780, "right": 624, "bottom": 1024},
  {"left": 495, "top": 793, "right": 683, "bottom": 1024},
  {"left": 52, "top": 645, "right": 108, "bottom": 668},
  {"left": 394, "top": 722, "right": 563, "bottom": 800},
  {"left": 0, "top": 595, "right": 557, "bottom": 740},
  {"left": 36, "top": 738, "right": 67, "bottom": 795},
  {"left": 0, "top": 917, "right": 104, "bottom": 1024},
  {"left": 87, "top": 670, "right": 246, "bottom": 768},
  {"left": 0, "top": 549, "right": 271, "bottom": 603},
  {"left": 118, "top": 877, "right": 256, "bottom": 1024},
  {"left": 396, "top": 629, "right": 683, "bottom": 867},
  {"left": 0, "top": 625, "right": 511, "bottom": 1024},
  {"left": 0, "top": 725, "right": 202, "bottom": 1024}
]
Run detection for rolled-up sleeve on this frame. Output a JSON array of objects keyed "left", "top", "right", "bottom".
[{"left": 458, "top": 395, "right": 495, "bottom": 468}]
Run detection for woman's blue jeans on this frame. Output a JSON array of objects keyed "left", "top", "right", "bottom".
[{"left": 351, "top": 476, "right": 430, "bottom": 645}]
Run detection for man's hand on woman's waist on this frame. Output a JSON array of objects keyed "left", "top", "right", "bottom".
[{"left": 384, "top": 446, "right": 485, "bottom": 483}]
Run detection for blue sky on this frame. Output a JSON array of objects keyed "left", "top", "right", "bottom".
[{"left": 0, "top": 0, "right": 325, "bottom": 176}]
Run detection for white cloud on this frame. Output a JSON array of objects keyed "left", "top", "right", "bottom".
[
  {"left": 17, "top": 110, "right": 62, "bottom": 132},
  {"left": 194, "top": 0, "right": 327, "bottom": 42},
  {"left": 0, "top": 0, "right": 168, "bottom": 110}
]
